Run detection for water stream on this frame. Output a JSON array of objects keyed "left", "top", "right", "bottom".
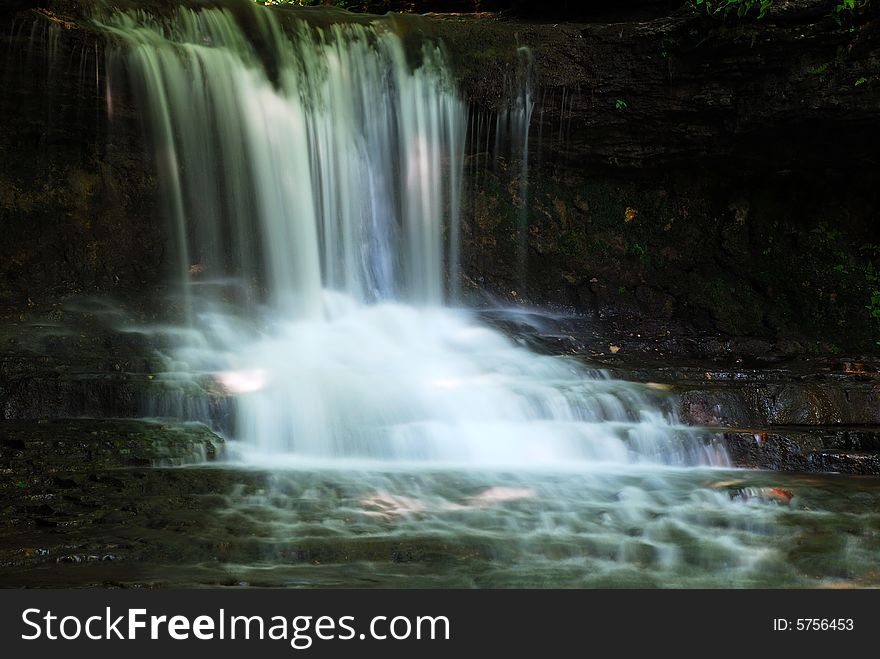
[
  {"left": 102, "top": 3, "right": 716, "bottom": 470},
  {"left": 89, "top": 2, "right": 879, "bottom": 587}
]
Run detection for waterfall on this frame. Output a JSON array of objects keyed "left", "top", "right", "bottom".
[
  {"left": 100, "top": 2, "right": 724, "bottom": 469},
  {"left": 100, "top": 4, "right": 463, "bottom": 313},
  {"left": 494, "top": 45, "right": 535, "bottom": 291}
]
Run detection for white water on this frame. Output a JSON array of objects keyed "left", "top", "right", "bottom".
[{"left": 102, "top": 3, "right": 723, "bottom": 470}]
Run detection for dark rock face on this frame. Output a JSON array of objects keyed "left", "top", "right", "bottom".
[
  {"left": 0, "top": 417, "right": 223, "bottom": 471},
  {"left": 459, "top": 164, "right": 880, "bottom": 353},
  {"left": 431, "top": 1, "right": 880, "bottom": 354},
  {"left": 0, "top": 5, "right": 167, "bottom": 321},
  {"left": 329, "top": 0, "right": 685, "bottom": 21},
  {"left": 723, "top": 429, "right": 880, "bottom": 474},
  {"left": 0, "top": 307, "right": 233, "bottom": 428}
]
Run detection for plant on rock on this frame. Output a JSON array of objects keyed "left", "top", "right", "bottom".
[
  {"left": 835, "top": 1, "right": 874, "bottom": 14},
  {"left": 688, "top": 0, "right": 773, "bottom": 19}
]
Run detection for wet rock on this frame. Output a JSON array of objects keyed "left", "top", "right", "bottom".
[
  {"left": 678, "top": 378, "right": 880, "bottom": 428},
  {"left": 0, "top": 5, "right": 166, "bottom": 318},
  {"left": 436, "top": 2, "right": 880, "bottom": 354},
  {"left": 724, "top": 428, "right": 880, "bottom": 474},
  {"left": 0, "top": 309, "right": 234, "bottom": 428},
  {"left": 725, "top": 485, "right": 795, "bottom": 505},
  {"left": 807, "top": 451, "right": 880, "bottom": 475},
  {"left": 0, "top": 418, "right": 225, "bottom": 472},
  {"left": 0, "top": 438, "right": 269, "bottom": 585}
]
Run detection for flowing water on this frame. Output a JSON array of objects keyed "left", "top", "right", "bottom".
[
  {"left": 87, "top": 2, "right": 880, "bottom": 587},
  {"left": 100, "top": 3, "right": 714, "bottom": 470}
]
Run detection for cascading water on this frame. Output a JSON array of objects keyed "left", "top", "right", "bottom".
[
  {"left": 3, "top": 1, "right": 877, "bottom": 590},
  {"left": 99, "top": 2, "right": 722, "bottom": 469},
  {"left": 101, "top": 5, "right": 461, "bottom": 314},
  {"left": 70, "top": 2, "right": 880, "bottom": 589}
]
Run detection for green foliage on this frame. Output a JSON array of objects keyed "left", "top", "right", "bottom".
[
  {"left": 810, "top": 224, "right": 842, "bottom": 243},
  {"left": 859, "top": 245, "right": 880, "bottom": 345},
  {"left": 833, "top": 0, "right": 875, "bottom": 25},
  {"left": 835, "top": 0, "right": 873, "bottom": 14},
  {"left": 614, "top": 98, "right": 628, "bottom": 111},
  {"left": 688, "top": 0, "right": 773, "bottom": 19},
  {"left": 867, "top": 265, "right": 880, "bottom": 317},
  {"left": 869, "top": 289, "right": 880, "bottom": 318},
  {"left": 628, "top": 241, "right": 648, "bottom": 258},
  {"left": 867, "top": 272, "right": 880, "bottom": 347}
]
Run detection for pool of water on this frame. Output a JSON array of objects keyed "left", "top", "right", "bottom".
[{"left": 124, "top": 464, "right": 880, "bottom": 588}]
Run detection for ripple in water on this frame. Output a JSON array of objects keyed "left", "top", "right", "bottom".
[{"left": 168, "top": 466, "right": 880, "bottom": 588}]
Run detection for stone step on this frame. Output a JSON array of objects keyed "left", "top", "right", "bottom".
[
  {"left": 678, "top": 382, "right": 880, "bottom": 428},
  {"left": 478, "top": 310, "right": 880, "bottom": 429},
  {"left": 723, "top": 427, "right": 880, "bottom": 475},
  {"left": 0, "top": 366, "right": 232, "bottom": 429},
  {"left": 0, "top": 311, "right": 239, "bottom": 430},
  {"left": 0, "top": 418, "right": 224, "bottom": 473},
  {"left": 807, "top": 451, "right": 880, "bottom": 476},
  {"left": 605, "top": 358, "right": 880, "bottom": 429}
]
